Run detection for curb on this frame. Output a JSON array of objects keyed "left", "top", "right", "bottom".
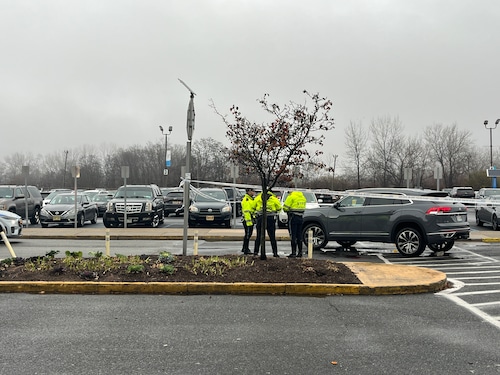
[{"left": 0, "top": 263, "right": 447, "bottom": 296}]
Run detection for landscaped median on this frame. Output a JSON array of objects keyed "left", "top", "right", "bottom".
[{"left": 0, "top": 262, "right": 447, "bottom": 296}]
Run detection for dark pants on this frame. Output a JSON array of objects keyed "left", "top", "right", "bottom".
[
  {"left": 242, "top": 222, "right": 254, "bottom": 253},
  {"left": 289, "top": 214, "right": 304, "bottom": 256},
  {"left": 254, "top": 215, "right": 278, "bottom": 256}
]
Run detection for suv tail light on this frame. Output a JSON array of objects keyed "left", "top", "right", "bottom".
[{"left": 426, "top": 206, "right": 452, "bottom": 215}]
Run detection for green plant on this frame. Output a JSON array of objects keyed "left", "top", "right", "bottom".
[
  {"left": 89, "top": 251, "right": 103, "bottom": 259},
  {"left": 127, "top": 264, "right": 145, "bottom": 274},
  {"left": 159, "top": 264, "right": 176, "bottom": 275},
  {"left": 158, "top": 251, "right": 175, "bottom": 263},
  {"left": 65, "top": 250, "right": 83, "bottom": 259},
  {"left": 185, "top": 256, "right": 248, "bottom": 276}
]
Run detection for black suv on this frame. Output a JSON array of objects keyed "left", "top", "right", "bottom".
[
  {"left": 302, "top": 188, "right": 470, "bottom": 257},
  {"left": 103, "top": 184, "right": 165, "bottom": 228},
  {"left": 0, "top": 185, "right": 43, "bottom": 224}
]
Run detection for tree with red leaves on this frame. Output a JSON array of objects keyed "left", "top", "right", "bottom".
[{"left": 214, "top": 90, "right": 334, "bottom": 259}]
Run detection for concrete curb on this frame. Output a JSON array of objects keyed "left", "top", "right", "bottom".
[{"left": 0, "top": 263, "right": 447, "bottom": 296}]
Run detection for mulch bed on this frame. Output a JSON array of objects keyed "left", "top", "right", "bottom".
[{"left": 0, "top": 255, "right": 361, "bottom": 284}]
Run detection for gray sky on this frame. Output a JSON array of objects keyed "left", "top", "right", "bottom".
[{"left": 1, "top": 0, "right": 499, "bottom": 173}]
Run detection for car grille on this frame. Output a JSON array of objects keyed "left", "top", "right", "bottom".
[
  {"left": 115, "top": 203, "right": 143, "bottom": 213},
  {"left": 200, "top": 208, "right": 222, "bottom": 214}
]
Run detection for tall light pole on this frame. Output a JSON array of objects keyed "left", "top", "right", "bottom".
[
  {"left": 63, "top": 150, "right": 69, "bottom": 188},
  {"left": 484, "top": 119, "right": 500, "bottom": 188},
  {"left": 179, "top": 79, "right": 196, "bottom": 256},
  {"left": 159, "top": 125, "right": 173, "bottom": 186}
]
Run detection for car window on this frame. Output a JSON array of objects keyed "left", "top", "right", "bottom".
[
  {"left": 0, "top": 187, "right": 13, "bottom": 198},
  {"left": 195, "top": 190, "right": 226, "bottom": 202},
  {"left": 338, "top": 195, "right": 365, "bottom": 207},
  {"left": 167, "top": 192, "right": 183, "bottom": 199}
]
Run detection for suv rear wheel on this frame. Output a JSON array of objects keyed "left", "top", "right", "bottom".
[
  {"left": 395, "top": 227, "right": 425, "bottom": 257},
  {"left": 428, "top": 241, "right": 454, "bottom": 252},
  {"left": 30, "top": 207, "right": 40, "bottom": 225}
]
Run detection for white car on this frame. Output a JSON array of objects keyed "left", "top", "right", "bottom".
[
  {"left": 0, "top": 210, "right": 23, "bottom": 238},
  {"left": 277, "top": 190, "right": 320, "bottom": 228}
]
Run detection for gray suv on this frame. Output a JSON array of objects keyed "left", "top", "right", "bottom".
[
  {"left": 0, "top": 185, "right": 43, "bottom": 224},
  {"left": 302, "top": 188, "right": 470, "bottom": 257}
]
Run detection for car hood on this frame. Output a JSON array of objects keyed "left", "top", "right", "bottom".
[
  {"left": 192, "top": 201, "right": 229, "bottom": 209},
  {"left": 0, "top": 210, "right": 21, "bottom": 220},
  {"left": 44, "top": 204, "right": 81, "bottom": 211}
]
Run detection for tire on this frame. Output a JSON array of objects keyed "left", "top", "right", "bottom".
[
  {"left": 493, "top": 215, "right": 499, "bottom": 231},
  {"left": 476, "top": 212, "right": 483, "bottom": 227},
  {"left": 395, "top": 227, "right": 425, "bottom": 257},
  {"left": 103, "top": 219, "right": 112, "bottom": 228},
  {"left": 77, "top": 214, "right": 85, "bottom": 228},
  {"left": 188, "top": 221, "right": 196, "bottom": 228},
  {"left": 90, "top": 211, "right": 98, "bottom": 224},
  {"left": 224, "top": 220, "right": 231, "bottom": 228},
  {"left": 336, "top": 240, "right": 357, "bottom": 247},
  {"left": 159, "top": 211, "right": 164, "bottom": 225},
  {"left": 30, "top": 207, "right": 40, "bottom": 225},
  {"left": 150, "top": 214, "right": 160, "bottom": 228},
  {"left": 428, "top": 241, "right": 454, "bottom": 252},
  {"left": 302, "top": 223, "right": 328, "bottom": 250}
]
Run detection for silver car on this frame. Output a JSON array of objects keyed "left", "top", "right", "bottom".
[{"left": 0, "top": 210, "right": 23, "bottom": 238}]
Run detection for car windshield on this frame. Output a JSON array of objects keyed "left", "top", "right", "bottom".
[
  {"left": 51, "top": 194, "right": 83, "bottom": 204},
  {"left": 483, "top": 189, "right": 500, "bottom": 197},
  {"left": 115, "top": 188, "right": 152, "bottom": 199},
  {"left": 0, "top": 187, "right": 14, "bottom": 198},
  {"left": 194, "top": 190, "right": 226, "bottom": 202},
  {"left": 46, "top": 190, "right": 70, "bottom": 200},
  {"left": 92, "top": 195, "right": 110, "bottom": 202}
]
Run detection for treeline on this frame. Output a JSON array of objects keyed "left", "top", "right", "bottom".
[{"left": 0, "top": 118, "right": 496, "bottom": 191}]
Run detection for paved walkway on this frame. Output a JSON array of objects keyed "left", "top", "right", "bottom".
[{"left": 1, "top": 227, "right": 495, "bottom": 296}]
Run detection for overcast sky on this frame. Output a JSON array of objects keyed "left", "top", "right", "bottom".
[{"left": 1, "top": 0, "right": 499, "bottom": 173}]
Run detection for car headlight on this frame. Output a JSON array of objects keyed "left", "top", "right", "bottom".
[
  {"left": 41, "top": 208, "right": 50, "bottom": 216},
  {"left": 222, "top": 205, "right": 231, "bottom": 213},
  {"left": 67, "top": 208, "right": 76, "bottom": 216},
  {"left": 106, "top": 202, "right": 115, "bottom": 212},
  {"left": 145, "top": 202, "right": 152, "bottom": 211},
  {"left": 189, "top": 205, "right": 199, "bottom": 213},
  {"left": 0, "top": 204, "right": 5, "bottom": 210}
]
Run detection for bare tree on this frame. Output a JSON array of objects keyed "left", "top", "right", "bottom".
[
  {"left": 366, "top": 116, "right": 404, "bottom": 187},
  {"left": 424, "top": 123, "right": 472, "bottom": 187},
  {"left": 344, "top": 121, "right": 367, "bottom": 188},
  {"left": 214, "top": 91, "right": 334, "bottom": 259}
]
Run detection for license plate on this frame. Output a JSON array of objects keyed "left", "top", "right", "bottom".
[
  {"left": 53, "top": 215, "right": 61, "bottom": 221},
  {"left": 206, "top": 215, "right": 214, "bottom": 221},
  {"left": 173, "top": 200, "right": 181, "bottom": 204}
]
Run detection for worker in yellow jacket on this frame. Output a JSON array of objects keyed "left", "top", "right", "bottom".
[
  {"left": 283, "top": 191, "right": 307, "bottom": 258},
  {"left": 253, "top": 190, "right": 282, "bottom": 257},
  {"left": 240, "top": 188, "right": 256, "bottom": 255}
]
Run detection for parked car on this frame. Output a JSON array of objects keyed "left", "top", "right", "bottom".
[
  {"left": 0, "top": 185, "right": 43, "bottom": 224},
  {"left": 450, "top": 186, "right": 475, "bottom": 201},
  {"left": 188, "top": 188, "right": 232, "bottom": 228},
  {"left": 475, "top": 195, "right": 500, "bottom": 230},
  {"left": 0, "top": 210, "right": 23, "bottom": 238},
  {"left": 42, "top": 189, "right": 72, "bottom": 207},
  {"left": 315, "top": 192, "right": 339, "bottom": 205},
  {"left": 277, "top": 190, "right": 320, "bottom": 228},
  {"left": 103, "top": 184, "right": 165, "bottom": 228},
  {"left": 223, "top": 187, "right": 243, "bottom": 217},
  {"left": 91, "top": 193, "right": 113, "bottom": 217},
  {"left": 40, "top": 193, "right": 98, "bottom": 228},
  {"left": 164, "top": 189, "right": 186, "bottom": 217},
  {"left": 301, "top": 188, "right": 470, "bottom": 257},
  {"left": 84, "top": 189, "right": 111, "bottom": 200},
  {"left": 476, "top": 188, "right": 500, "bottom": 199}
]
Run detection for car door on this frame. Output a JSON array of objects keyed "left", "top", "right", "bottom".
[
  {"left": 325, "top": 195, "right": 365, "bottom": 239},
  {"left": 360, "top": 197, "right": 403, "bottom": 241}
]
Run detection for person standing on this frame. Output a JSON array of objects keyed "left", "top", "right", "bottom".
[
  {"left": 240, "top": 188, "right": 256, "bottom": 255},
  {"left": 283, "top": 190, "right": 307, "bottom": 258},
  {"left": 253, "top": 190, "right": 282, "bottom": 257}
]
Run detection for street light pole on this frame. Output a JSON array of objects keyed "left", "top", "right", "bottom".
[
  {"left": 159, "top": 125, "right": 173, "bottom": 186},
  {"left": 484, "top": 119, "right": 500, "bottom": 188}
]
